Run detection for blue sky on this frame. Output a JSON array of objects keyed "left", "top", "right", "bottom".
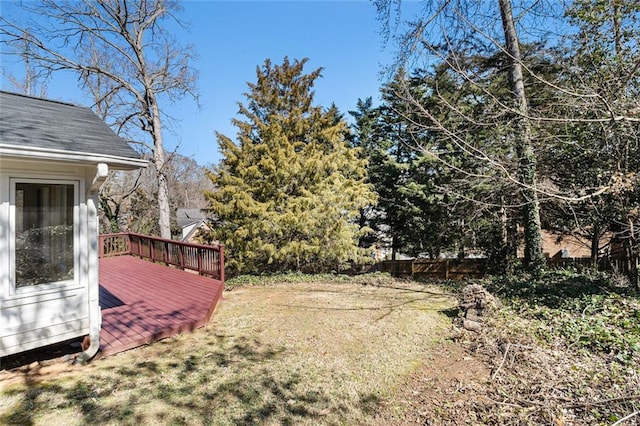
[{"left": 1, "top": 0, "right": 423, "bottom": 166}]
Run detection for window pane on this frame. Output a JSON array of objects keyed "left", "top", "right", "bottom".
[{"left": 15, "top": 183, "right": 74, "bottom": 287}]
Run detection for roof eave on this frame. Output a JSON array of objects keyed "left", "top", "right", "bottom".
[{"left": 0, "top": 144, "right": 149, "bottom": 170}]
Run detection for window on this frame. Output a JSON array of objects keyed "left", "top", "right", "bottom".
[{"left": 14, "top": 181, "right": 76, "bottom": 288}]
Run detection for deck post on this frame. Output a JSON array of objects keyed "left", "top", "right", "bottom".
[
  {"left": 219, "top": 246, "right": 225, "bottom": 282},
  {"left": 99, "top": 235, "right": 105, "bottom": 258},
  {"left": 126, "top": 233, "right": 132, "bottom": 255},
  {"left": 178, "top": 245, "right": 185, "bottom": 270},
  {"left": 164, "top": 241, "right": 169, "bottom": 266}
]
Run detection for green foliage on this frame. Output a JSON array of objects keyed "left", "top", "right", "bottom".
[
  {"left": 227, "top": 272, "right": 350, "bottom": 288},
  {"left": 350, "top": 70, "right": 468, "bottom": 260},
  {"left": 358, "top": 61, "right": 526, "bottom": 265},
  {"left": 226, "top": 271, "right": 395, "bottom": 289},
  {"left": 441, "top": 269, "right": 640, "bottom": 424},
  {"left": 204, "top": 57, "right": 376, "bottom": 274},
  {"left": 484, "top": 270, "right": 640, "bottom": 362}
]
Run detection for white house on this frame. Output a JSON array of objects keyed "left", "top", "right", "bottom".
[{"left": 0, "top": 91, "right": 147, "bottom": 360}]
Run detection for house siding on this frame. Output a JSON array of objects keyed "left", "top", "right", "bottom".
[{"left": 0, "top": 160, "right": 95, "bottom": 356}]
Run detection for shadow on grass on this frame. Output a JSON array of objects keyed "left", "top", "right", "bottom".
[
  {"left": 439, "top": 307, "right": 460, "bottom": 319},
  {"left": 0, "top": 334, "right": 371, "bottom": 425}
]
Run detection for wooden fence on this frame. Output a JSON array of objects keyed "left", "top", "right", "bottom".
[
  {"left": 380, "top": 256, "right": 630, "bottom": 280},
  {"left": 379, "top": 259, "right": 487, "bottom": 280},
  {"left": 546, "top": 257, "right": 629, "bottom": 275},
  {"left": 99, "top": 232, "right": 224, "bottom": 282}
]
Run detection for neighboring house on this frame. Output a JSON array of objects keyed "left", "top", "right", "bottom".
[
  {"left": 0, "top": 91, "right": 147, "bottom": 359},
  {"left": 176, "top": 208, "right": 210, "bottom": 242},
  {"left": 520, "top": 230, "right": 619, "bottom": 259}
]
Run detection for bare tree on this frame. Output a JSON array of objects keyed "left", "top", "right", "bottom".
[
  {"left": 1, "top": 30, "right": 48, "bottom": 97},
  {"left": 99, "top": 169, "right": 143, "bottom": 233},
  {"left": 165, "top": 153, "right": 214, "bottom": 209},
  {"left": 0, "top": 0, "right": 198, "bottom": 239},
  {"left": 99, "top": 153, "right": 213, "bottom": 235}
]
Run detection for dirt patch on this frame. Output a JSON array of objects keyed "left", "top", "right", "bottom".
[
  {"left": 0, "top": 360, "right": 87, "bottom": 390},
  {"left": 375, "top": 338, "right": 492, "bottom": 425}
]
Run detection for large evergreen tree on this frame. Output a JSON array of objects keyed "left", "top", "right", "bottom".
[
  {"left": 365, "top": 70, "right": 453, "bottom": 260},
  {"left": 369, "top": 64, "right": 519, "bottom": 266},
  {"left": 204, "top": 58, "right": 376, "bottom": 274}
]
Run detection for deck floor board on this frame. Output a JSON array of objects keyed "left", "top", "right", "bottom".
[{"left": 98, "top": 255, "right": 223, "bottom": 357}]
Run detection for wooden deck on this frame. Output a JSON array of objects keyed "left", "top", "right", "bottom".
[{"left": 98, "top": 255, "right": 224, "bottom": 357}]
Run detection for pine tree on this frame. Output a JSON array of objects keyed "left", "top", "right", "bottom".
[
  {"left": 204, "top": 58, "right": 376, "bottom": 274},
  {"left": 365, "top": 69, "right": 463, "bottom": 260}
]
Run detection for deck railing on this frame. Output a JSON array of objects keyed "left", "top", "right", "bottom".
[{"left": 99, "top": 232, "right": 224, "bottom": 282}]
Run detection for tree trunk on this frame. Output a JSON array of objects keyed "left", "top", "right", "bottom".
[
  {"left": 610, "top": 0, "right": 622, "bottom": 62},
  {"left": 590, "top": 224, "right": 601, "bottom": 267},
  {"left": 99, "top": 196, "right": 120, "bottom": 233},
  {"left": 150, "top": 97, "right": 172, "bottom": 239},
  {"left": 628, "top": 218, "right": 639, "bottom": 290},
  {"left": 496, "top": 198, "right": 510, "bottom": 273},
  {"left": 391, "top": 235, "right": 397, "bottom": 261},
  {"left": 498, "top": 0, "right": 545, "bottom": 274}
]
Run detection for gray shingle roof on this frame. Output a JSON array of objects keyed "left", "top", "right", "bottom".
[
  {"left": 0, "top": 91, "right": 141, "bottom": 160},
  {"left": 176, "top": 208, "right": 207, "bottom": 228}
]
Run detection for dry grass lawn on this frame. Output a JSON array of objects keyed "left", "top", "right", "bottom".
[{"left": 1, "top": 276, "right": 455, "bottom": 425}]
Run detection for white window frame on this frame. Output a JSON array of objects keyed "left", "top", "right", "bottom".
[{"left": 9, "top": 177, "right": 81, "bottom": 296}]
